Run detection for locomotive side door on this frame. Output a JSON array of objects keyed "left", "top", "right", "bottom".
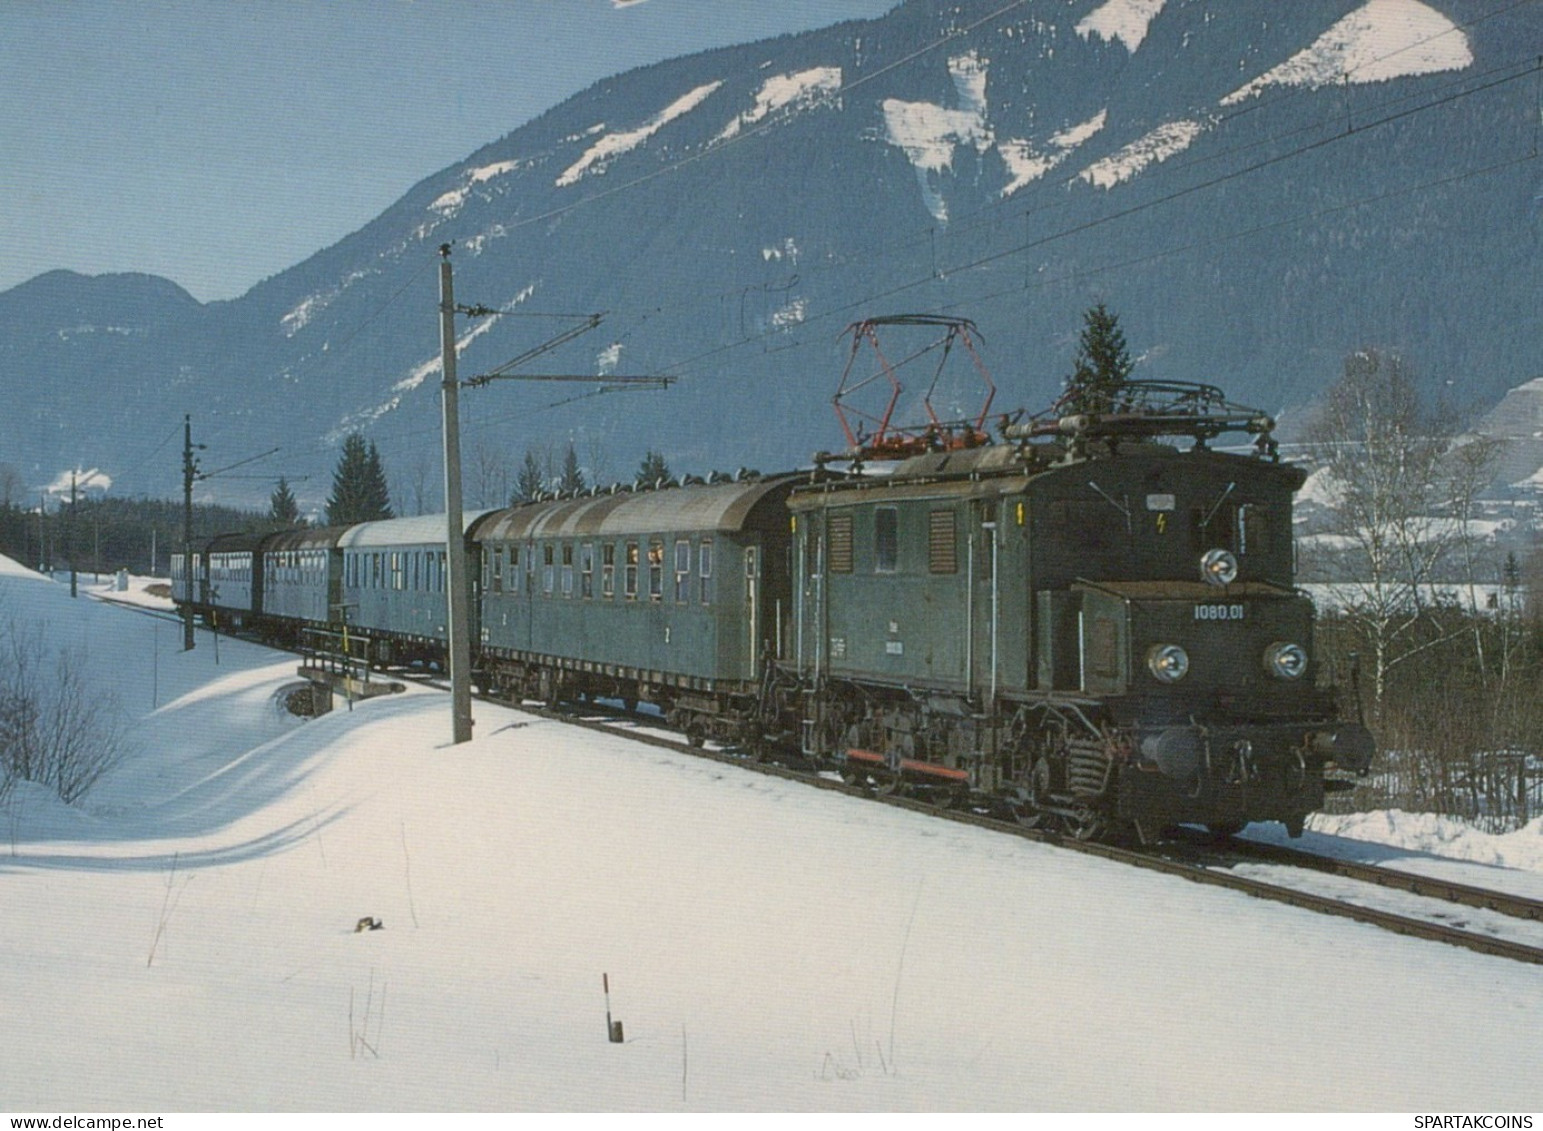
[
  {"left": 744, "top": 543, "right": 759, "bottom": 681},
  {"left": 969, "top": 498, "right": 999, "bottom": 703}
]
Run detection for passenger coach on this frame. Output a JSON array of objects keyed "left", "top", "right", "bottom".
[{"left": 470, "top": 475, "right": 800, "bottom": 744}]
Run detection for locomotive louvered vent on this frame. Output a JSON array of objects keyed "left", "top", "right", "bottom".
[
  {"left": 828, "top": 513, "right": 854, "bottom": 573},
  {"left": 929, "top": 510, "right": 957, "bottom": 574}
]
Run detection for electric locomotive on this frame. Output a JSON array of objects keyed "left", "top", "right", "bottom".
[{"left": 784, "top": 379, "right": 1373, "bottom": 840}]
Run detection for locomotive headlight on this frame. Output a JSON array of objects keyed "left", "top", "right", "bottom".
[
  {"left": 1200, "top": 548, "right": 1238, "bottom": 586},
  {"left": 1264, "top": 641, "right": 1309, "bottom": 680},
  {"left": 1146, "top": 643, "right": 1191, "bottom": 683}
]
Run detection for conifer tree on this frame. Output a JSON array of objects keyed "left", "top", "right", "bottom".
[
  {"left": 635, "top": 450, "right": 671, "bottom": 487},
  {"left": 1063, "top": 303, "right": 1135, "bottom": 414},
  {"left": 268, "top": 476, "right": 301, "bottom": 527},
  {"left": 326, "top": 433, "right": 394, "bottom": 525},
  {"left": 514, "top": 450, "right": 545, "bottom": 504},
  {"left": 559, "top": 443, "right": 586, "bottom": 495}
]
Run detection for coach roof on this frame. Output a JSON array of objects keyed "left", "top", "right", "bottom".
[
  {"left": 472, "top": 475, "right": 802, "bottom": 542},
  {"left": 337, "top": 511, "right": 493, "bottom": 550}
]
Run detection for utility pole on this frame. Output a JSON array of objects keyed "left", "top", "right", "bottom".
[
  {"left": 433, "top": 247, "right": 670, "bottom": 744},
  {"left": 439, "top": 245, "right": 474, "bottom": 744},
  {"left": 182, "top": 415, "right": 198, "bottom": 651},
  {"left": 69, "top": 469, "right": 78, "bottom": 598}
]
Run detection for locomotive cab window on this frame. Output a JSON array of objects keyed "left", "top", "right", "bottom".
[{"left": 874, "top": 507, "right": 899, "bottom": 573}]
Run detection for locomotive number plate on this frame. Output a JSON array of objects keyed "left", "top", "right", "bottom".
[{"left": 1194, "top": 603, "right": 1245, "bottom": 621}]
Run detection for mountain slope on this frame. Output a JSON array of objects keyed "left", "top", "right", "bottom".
[{"left": 3, "top": 0, "right": 1539, "bottom": 507}]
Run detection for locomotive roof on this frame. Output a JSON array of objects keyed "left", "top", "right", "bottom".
[
  {"left": 791, "top": 436, "right": 1300, "bottom": 509},
  {"left": 473, "top": 474, "right": 803, "bottom": 542},
  {"left": 337, "top": 511, "right": 493, "bottom": 549}
]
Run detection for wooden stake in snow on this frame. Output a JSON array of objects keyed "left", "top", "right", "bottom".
[{"left": 603, "top": 973, "right": 624, "bottom": 1044}]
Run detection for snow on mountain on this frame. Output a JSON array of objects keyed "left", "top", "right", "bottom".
[
  {"left": 711, "top": 64, "right": 843, "bottom": 143},
  {"left": 880, "top": 50, "right": 993, "bottom": 221},
  {"left": 1000, "top": 109, "right": 1109, "bottom": 196},
  {"left": 1079, "top": 117, "right": 1208, "bottom": 190},
  {"left": 556, "top": 80, "right": 725, "bottom": 187},
  {"left": 1075, "top": 0, "right": 1167, "bottom": 54},
  {"left": 2, "top": 0, "right": 1536, "bottom": 510},
  {"left": 1221, "top": 0, "right": 1473, "bottom": 105},
  {"left": 429, "top": 159, "right": 527, "bottom": 218}
]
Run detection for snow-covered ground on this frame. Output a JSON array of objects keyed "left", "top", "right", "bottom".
[{"left": 1, "top": 556, "right": 1540, "bottom": 1112}]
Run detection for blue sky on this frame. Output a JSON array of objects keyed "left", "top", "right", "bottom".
[{"left": 1, "top": 0, "right": 899, "bottom": 303}]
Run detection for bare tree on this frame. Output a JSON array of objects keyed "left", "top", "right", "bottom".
[
  {"left": 0, "top": 615, "right": 129, "bottom": 804},
  {"left": 1305, "top": 349, "right": 1461, "bottom": 717},
  {"left": 0, "top": 463, "right": 24, "bottom": 510},
  {"left": 394, "top": 451, "right": 437, "bottom": 518},
  {"left": 469, "top": 441, "right": 512, "bottom": 511}
]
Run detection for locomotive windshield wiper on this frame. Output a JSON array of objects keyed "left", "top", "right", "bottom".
[
  {"left": 1199, "top": 481, "right": 1237, "bottom": 532},
  {"left": 1087, "top": 480, "right": 1132, "bottom": 532}
]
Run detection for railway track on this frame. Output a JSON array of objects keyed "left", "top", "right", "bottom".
[{"left": 91, "top": 595, "right": 1543, "bottom": 969}]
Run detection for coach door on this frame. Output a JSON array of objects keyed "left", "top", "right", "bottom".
[{"left": 744, "top": 544, "right": 759, "bottom": 680}]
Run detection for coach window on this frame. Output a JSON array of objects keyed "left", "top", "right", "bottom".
[
  {"left": 674, "top": 540, "right": 690, "bottom": 603},
  {"left": 648, "top": 540, "right": 664, "bottom": 601},
  {"left": 372, "top": 553, "right": 383, "bottom": 589},
  {"left": 698, "top": 539, "right": 713, "bottom": 604},
  {"left": 580, "top": 543, "right": 594, "bottom": 598},
  {"left": 602, "top": 544, "right": 616, "bottom": 598},
  {"left": 491, "top": 546, "right": 503, "bottom": 594},
  {"left": 437, "top": 550, "right": 447, "bottom": 593},
  {"left": 624, "top": 542, "right": 639, "bottom": 599},
  {"left": 561, "top": 544, "right": 574, "bottom": 597},
  {"left": 543, "top": 544, "right": 555, "bottom": 596},
  {"left": 874, "top": 507, "right": 899, "bottom": 573}
]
